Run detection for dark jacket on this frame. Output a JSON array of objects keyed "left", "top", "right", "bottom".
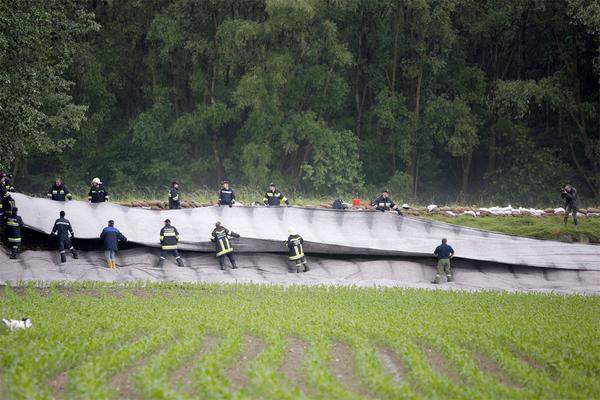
[
  {"left": 263, "top": 190, "right": 288, "bottom": 206},
  {"left": 100, "top": 226, "right": 127, "bottom": 251},
  {"left": 48, "top": 183, "right": 72, "bottom": 201},
  {"left": 0, "top": 182, "right": 12, "bottom": 216},
  {"left": 561, "top": 188, "right": 579, "bottom": 209},
  {"left": 52, "top": 217, "right": 74, "bottom": 239},
  {"left": 434, "top": 244, "right": 454, "bottom": 260},
  {"left": 168, "top": 187, "right": 180, "bottom": 209},
  {"left": 372, "top": 195, "right": 396, "bottom": 211},
  {"left": 218, "top": 188, "right": 235, "bottom": 206},
  {"left": 159, "top": 224, "right": 179, "bottom": 250},
  {"left": 285, "top": 234, "right": 305, "bottom": 260},
  {"left": 5, "top": 214, "right": 23, "bottom": 242},
  {"left": 210, "top": 227, "right": 239, "bottom": 256},
  {"left": 88, "top": 185, "right": 109, "bottom": 203}
]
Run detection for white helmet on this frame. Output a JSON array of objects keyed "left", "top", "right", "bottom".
[
  {"left": 92, "top": 177, "right": 101, "bottom": 185},
  {"left": 288, "top": 227, "right": 296, "bottom": 234}
]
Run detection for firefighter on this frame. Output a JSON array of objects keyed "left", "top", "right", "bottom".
[
  {"left": 100, "top": 220, "right": 127, "bottom": 269},
  {"left": 47, "top": 177, "right": 72, "bottom": 201},
  {"left": 88, "top": 178, "right": 109, "bottom": 203},
  {"left": 433, "top": 238, "right": 455, "bottom": 284},
  {"left": 51, "top": 211, "right": 78, "bottom": 263},
  {"left": 284, "top": 227, "right": 309, "bottom": 273},
  {"left": 561, "top": 184, "right": 580, "bottom": 226},
  {"left": 158, "top": 219, "right": 183, "bottom": 267},
  {"left": 5, "top": 208, "right": 23, "bottom": 259},
  {"left": 168, "top": 181, "right": 180, "bottom": 209},
  {"left": 1, "top": 173, "right": 15, "bottom": 192},
  {"left": 263, "top": 183, "right": 289, "bottom": 206},
  {"left": 218, "top": 180, "right": 235, "bottom": 207},
  {"left": 0, "top": 174, "right": 13, "bottom": 219},
  {"left": 371, "top": 190, "right": 401, "bottom": 214},
  {"left": 210, "top": 221, "right": 240, "bottom": 270}
]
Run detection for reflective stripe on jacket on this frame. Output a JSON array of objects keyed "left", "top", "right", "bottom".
[
  {"left": 160, "top": 225, "right": 179, "bottom": 250},
  {"left": 285, "top": 234, "right": 305, "bottom": 260}
]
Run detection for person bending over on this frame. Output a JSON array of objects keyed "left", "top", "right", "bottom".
[
  {"left": 371, "top": 190, "right": 401, "bottom": 214},
  {"left": 284, "top": 227, "right": 309, "bottom": 273},
  {"left": 210, "top": 221, "right": 240, "bottom": 270},
  {"left": 100, "top": 220, "right": 127, "bottom": 269}
]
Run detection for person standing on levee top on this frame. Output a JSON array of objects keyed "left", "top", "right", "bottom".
[
  {"left": 158, "top": 219, "right": 183, "bottom": 267},
  {"left": 51, "top": 211, "right": 78, "bottom": 263},
  {"left": 263, "top": 182, "right": 289, "bottom": 206},
  {"left": 168, "top": 181, "right": 181, "bottom": 209},
  {"left": 284, "top": 227, "right": 309, "bottom": 273},
  {"left": 433, "top": 238, "right": 455, "bottom": 284},
  {"left": 210, "top": 221, "right": 240, "bottom": 270},
  {"left": 218, "top": 180, "right": 235, "bottom": 207},
  {"left": 100, "top": 220, "right": 127, "bottom": 269},
  {"left": 88, "top": 177, "right": 109, "bottom": 203},
  {"left": 561, "top": 184, "right": 580, "bottom": 226},
  {"left": 47, "top": 177, "right": 72, "bottom": 201}
]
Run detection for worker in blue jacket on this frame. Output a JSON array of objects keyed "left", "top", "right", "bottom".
[
  {"left": 100, "top": 220, "right": 127, "bottom": 269},
  {"left": 433, "top": 238, "right": 455, "bottom": 284}
]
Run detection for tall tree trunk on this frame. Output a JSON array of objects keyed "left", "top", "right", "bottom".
[
  {"left": 461, "top": 152, "right": 472, "bottom": 199},
  {"left": 411, "top": 61, "right": 423, "bottom": 198},
  {"left": 486, "top": 125, "right": 496, "bottom": 178}
]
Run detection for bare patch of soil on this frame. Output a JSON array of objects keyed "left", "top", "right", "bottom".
[
  {"left": 330, "top": 342, "right": 370, "bottom": 397},
  {"left": 47, "top": 371, "right": 69, "bottom": 400},
  {"left": 170, "top": 335, "right": 221, "bottom": 390},
  {"left": 422, "top": 347, "right": 462, "bottom": 384},
  {"left": 226, "top": 336, "right": 265, "bottom": 391},
  {"left": 379, "top": 347, "right": 406, "bottom": 382},
  {"left": 473, "top": 352, "right": 521, "bottom": 388},
  {"left": 279, "top": 338, "right": 310, "bottom": 393}
]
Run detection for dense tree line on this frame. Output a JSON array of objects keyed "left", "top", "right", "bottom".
[{"left": 1, "top": 0, "right": 598, "bottom": 205}]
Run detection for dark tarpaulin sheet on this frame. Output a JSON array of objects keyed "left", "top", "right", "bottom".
[{"left": 10, "top": 193, "right": 600, "bottom": 271}]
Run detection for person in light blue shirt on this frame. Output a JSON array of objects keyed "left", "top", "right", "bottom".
[{"left": 433, "top": 238, "right": 455, "bottom": 284}]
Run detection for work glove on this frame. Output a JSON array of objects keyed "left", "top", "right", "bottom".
[
  {"left": 397, "top": 209, "right": 402, "bottom": 215},
  {"left": 229, "top": 203, "right": 232, "bottom": 208}
]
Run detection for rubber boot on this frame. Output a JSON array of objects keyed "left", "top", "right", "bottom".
[
  {"left": 231, "top": 261, "right": 237, "bottom": 269},
  {"left": 574, "top": 217, "right": 579, "bottom": 226},
  {"left": 432, "top": 274, "right": 441, "bottom": 284},
  {"left": 10, "top": 250, "right": 17, "bottom": 259},
  {"left": 60, "top": 253, "right": 67, "bottom": 263},
  {"left": 296, "top": 263, "right": 302, "bottom": 273},
  {"left": 446, "top": 274, "right": 453, "bottom": 283},
  {"left": 158, "top": 258, "right": 165, "bottom": 268},
  {"left": 303, "top": 263, "right": 310, "bottom": 272},
  {"left": 563, "top": 216, "right": 568, "bottom": 225},
  {"left": 176, "top": 257, "right": 183, "bottom": 267},
  {"left": 71, "top": 249, "right": 78, "bottom": 259}
]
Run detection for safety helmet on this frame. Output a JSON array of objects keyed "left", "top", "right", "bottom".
[
  {"left": 288, "top": 227, "right": 296, "bottom": 234},
  {"left": 92, "top": 177, "right": 101, "bottom": 185}
]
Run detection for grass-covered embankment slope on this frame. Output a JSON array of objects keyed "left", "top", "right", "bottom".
[
  {"left": 421, "top": 215, "right": 600, "bottom": 244},
  {"left": 1, "top": 283, "right": 598, "bottom": 399}
]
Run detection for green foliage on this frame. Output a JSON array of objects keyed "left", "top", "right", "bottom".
[{"left": 0, "top": 284, "right": 598, "bottom": 398}]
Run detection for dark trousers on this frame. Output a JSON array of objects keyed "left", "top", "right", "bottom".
[
  {"left": 218, "top": 252, "right": 236, "bottom": 267},
  {"left": 58, "top": 237, "right": 73, "bottom": 252},
  {"left": 564, "top": 203, "right": 579, "bottom": 225},
  {"left": 160, "top": 249, "right": 181, "bottom": 259}
]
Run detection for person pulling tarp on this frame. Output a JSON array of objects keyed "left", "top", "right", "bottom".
[
  {"left": 263, "top": 183, "right": 289, "bottom": 206},
  {"left": 5, "top": 208, "right": 23, "bottom": 259},
  {"left": 210, "top": 221, "right": 240, "bottom": 270},
  {"left": 88, "top": 178, "right": 109, "bottom": 203},
  {"left": 47, "top": 177, "right": 72, "bottom": 201},
  {"left": 218, "top": 180, "right": 235, "bottom": 207},
  {"left": 158, "top": 219, "right": 183, "bottom": 267},
  {"left": 284, "top": 227, "right": 309, "bottom": 273},
  {"left": 51, "top": 211, "right": 78, "bottom": 263},
  {"left": 100, "top": 220, "right": 127, "bottom": 269},
  {"left": 372, "top": 190, "right": 401, "bottom": 214}
]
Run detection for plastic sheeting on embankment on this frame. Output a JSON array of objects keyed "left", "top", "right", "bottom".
[
  {"left": 1, "top": 249, "right": 599, "bottom": 294},
  {"left": 11, "top": 193, "right": 600, "bottom": 271}
]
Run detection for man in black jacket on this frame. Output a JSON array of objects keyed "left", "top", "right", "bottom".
[
  {"left": 51, "top": 211, "right": 78, "bottom": 263},
  {"left": 210, "top": 221, "right": 240, "bottom": 270},
  {"left": 47, "top": 177, "right": 72, "bottom": 201},
  {"left": 88, "top": 178, "right": 109, "bottom": 203},
  {"left": 168, "top": 181, "right": 180, "bottom": 209},
  {"left": 5, "top": 208, "right": 23, "bottom": 259},
  {"left": 284, "top": 227, "right": 309, "bottom": 273},
  {"left": 561, "top": 185, "right": 580, "bottom": 226},
  {"left": 263, "top": 183, "right": 289, "bottom": 206},
  {"left": 218, "top": 180, "right": 235, "bottom": 207},
  {"left": 372, "top": 190, "right": 401, "bottom": 214},
  {"left": 158, "top": 219, "right": 183, "bottom": 267},
  {"left": 0, "top": 174, "right": 13, "bottom": 219}
]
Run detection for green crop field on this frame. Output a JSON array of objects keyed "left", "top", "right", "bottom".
[{"left": 1, "top": 283, "right": 598, "bottom": 400}]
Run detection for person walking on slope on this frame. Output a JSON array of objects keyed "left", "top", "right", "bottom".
[
  {"left": 561, "top": 184, "right": 580, "bottom": 226},
  {"left": 433, "top": 238, "right": 455, "bottom": 284},
  {"left": 372, "top": 190, "right": 401, "bottom": 214},
  {"left": 47, "top": 177, "right": 72, "bottom": 201},
  {"left": 5, "top": 208, "right": 23, "bottom": 259},
  {"left": 158, "top": 219, "right": 183, "bottom": 267},
  {"left": 168, "top": 181, "right": 180, "bottom": 209},
  {"left": 263, "top": 183, "right": 289, "bottom": 206},
  {"left": 100, "top": 220, "right": 127, "bottom": 269},
  {"left": 218, "top": 180, "right": 235, "bottom": 207},
  {"left": 210, "top": 221, "right": 240, "bottom": 270},
  {"left": 51, "top": 211, "right": 78, "bottom": 263},
  {"left": 284, "top": 227, "right": 309, "bottom": 273},
  {"left": 88, "top": 178, "right": 109, "bottom": 203}
]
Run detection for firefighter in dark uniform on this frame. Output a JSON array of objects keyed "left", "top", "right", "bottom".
[
  {"left": 5, "top": 208, "right": 23, "bottom": 259},
  {"left": 168, "top": 181, "right": 180, "bottom": 209},
  {"left": 218, "top": 180, "right": 235, "bottom": 207},
  {"left": 51, "top": 211, "right": 78, "bottom": 263},
  {"left": 372, "top": 190, "right": 401, "bottom": 214},
  {"left": 1, "top": 173, "right": 15, "bottom": 192},
  {"left": 561, "top": 184, "right": 580, "bottom": 226},
  {"left": 284, "top": 227, "right": 309, "bottom": 273},
  {"left": 211, "top": 221, "right": 240, "bottom": 270},
  {"left": 47, "top": 177, "right": 72, "bottom": 201},
  {"left": 0, "top": 174, "right": 14, "bottom": 219},
  {"left": 159, "top": 219, "right": 183, "bottom": 267},
  {"left": 88, "top": 178, "right": 109, "bottom": 203},
  {"left": 263, "top": 183, "right": 289, "bottom": 206}
]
